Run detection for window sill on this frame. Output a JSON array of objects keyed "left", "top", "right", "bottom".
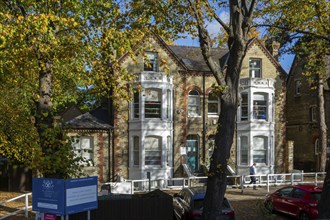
[{"left": 188, "top": 115, "right": 202, "bottom": 118}]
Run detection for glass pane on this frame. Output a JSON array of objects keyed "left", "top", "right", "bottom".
[
  {"left": 241, "top": 150, "right": 248, "bottom": 164},
  {"left": 133, "top": 151, "right": 139, "bottom": 166},
  {"left": 253, "top": 154, "right": 266, "bottom": 163},
  {"left": 144, "top": 52, "right": 158, "bottom": 71},
  {"left": 145, "top": 137, "right": 161, "bottom": 150},
  {"left": 145, "top": 137, "right": 161, "bottom": 165},
  {"left": 133, "top": 93, "right": 139, "bottom": 118},
  {"left": 133, "top": 136, "right": 139, "bottom": 150},
  {"left": 188, "top": 96, "right": 198, "bottom": 105},
  {"left": 240, "top": 136, "right": 248, "bottom": 165},
  {"left": 80, "top": 138, "right": 91, "bottom": 149},
  {"left": 253, "top": 96, "right": 267, "bottom": 120},
  {"left": 189, "top": 90, "right": 199, "bottom": 96},
  {"left": 208, "top": 103, "right": 218, "bottom": 114},
  {"left": 253, "top": 137, "right": 267, "bottom": 149},
  {"left": 241, "top": 94, "right": 248, "bottom": 120}
]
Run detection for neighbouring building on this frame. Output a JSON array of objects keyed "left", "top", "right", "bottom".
[
  {"left": 286, "top": 56, "right": 330, "bottom": 171},
  {"left": 67, "top": 34, "right": 288, "bottom": 183}
]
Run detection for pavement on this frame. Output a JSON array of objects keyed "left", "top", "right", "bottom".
[{"left": 225, "top": 185, "right": 279, "bottom": 201}]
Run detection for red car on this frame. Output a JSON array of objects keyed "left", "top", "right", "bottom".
[{"left": 264, "top": 185, "right": 323, "bottom": 220}]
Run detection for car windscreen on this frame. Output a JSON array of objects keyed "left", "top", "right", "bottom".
[{"left": 310, "top": 192, "right": 322, "bottom": 202}]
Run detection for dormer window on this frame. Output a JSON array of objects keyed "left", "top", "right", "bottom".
[
  {"left": 249, "top": 59, "right": 261, "bottom": 78},
  {"left": 144, "top": 52, "right": 158, "bottom": 71}
]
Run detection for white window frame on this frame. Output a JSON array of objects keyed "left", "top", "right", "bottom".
[
  {"left": 144, "top": 136, "right": 162, "bottom": 166},
  {"left": 249, "top": 59, "right": 262, "bottom": 78},
  {"left": 72, "top": 136, "right": 94, "bottom": 166},
  {"left": 145, "top": 89, "right": 162, "bottom": 119},
  {"left": 252, "top": 136, "right": 268, "bottom": 164},
  {"left": 253, "top": 93, "right": 268, "bottom": 120},
  {"left": 208, "top": 91, "right": 220, "bottom": 116},
  {"left": 144, "top": 52, "right": 158, "bottom": 72},
  {"left": 188, "top": 90, "right": 201, "bottom": 117}
]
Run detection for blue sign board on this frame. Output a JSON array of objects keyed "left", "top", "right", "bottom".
[
  {"left": 32, "top": 176, "right": 98, "bottom": 215},
  {"left": 65, "top": 176, "right": 98, "bottom": 215},
  {"left": 32, "top": 178, "right": 66, "bottom": 215}
]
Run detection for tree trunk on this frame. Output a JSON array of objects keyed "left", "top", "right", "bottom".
[
  {"left": 202, "top": 100, "right": 236, "bottom": 219},
  {"left": 317, "top": 162, "right": 330, "bottom": 219},
  {"left": 35, "top": 59, "right": 54, "bottom": 177},
  {"left": 202, "top": 39, "right": 246, "bottom": 219},
  {"left": 318, "top": 78, "right": 327, "bottom": 172}
]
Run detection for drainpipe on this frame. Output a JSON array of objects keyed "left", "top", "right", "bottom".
[{"left": 202, "top": 72, "right": 206, "bottom": 162}]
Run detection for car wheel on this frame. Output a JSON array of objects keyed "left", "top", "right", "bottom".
[
  {"left": 299, "top": 212, "right": 310, "bottom": 220},
  {"left": 264, "top": 200, "right": 274, "bottom": 213}
]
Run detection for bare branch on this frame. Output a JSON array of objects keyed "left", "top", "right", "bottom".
[
  {"left": 187, "top": 0, "right": 226, "bottom": 87},
  {"left": 203, "top": 0, "right": 230, "bottom": 33}
]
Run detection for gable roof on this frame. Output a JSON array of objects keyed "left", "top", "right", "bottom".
[
  {"left": 247, "top": 38, "right": 287, "bottom": 76},
  {"left": 65, "top": 106, "right": 112, "bottom": 130},
  {"left": 169, "top": 45, "right": 228, "bottom": 72}
]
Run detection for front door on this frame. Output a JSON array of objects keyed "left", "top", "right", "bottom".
[{"left": 186, "top": 136, "right": 199, "bottom": 172}]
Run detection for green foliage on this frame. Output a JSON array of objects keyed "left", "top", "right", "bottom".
[{"left": 0, "top": 0, "right": 186, "bottom": 177}]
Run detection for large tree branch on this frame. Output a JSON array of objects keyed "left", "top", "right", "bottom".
[
  {"left": 187, "top": 0, "right": 226, "bottom": 87},
  {"left": 241, "top": 0, "right": 248, "bottom": 16},
  {"left": 247, "top": 0, "right": 256, "bottom": 20},
  {"left": 255, "top": 24, "right": 330, "bottom": 42}
]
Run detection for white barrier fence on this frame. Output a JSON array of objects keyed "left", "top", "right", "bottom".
[
  {"left": 101, "top": 171, "right": 326, "bottom": 195},
  {"left": 0, "top": 192, "right": 32, "bottom": 220}
]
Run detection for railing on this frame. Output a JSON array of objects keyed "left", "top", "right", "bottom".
[
  {"left": 101, "top": 171, "right": 326, "bottom": 194},
  {"left": 0, "top": 192, "right": 32, "bottom": 219}
]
